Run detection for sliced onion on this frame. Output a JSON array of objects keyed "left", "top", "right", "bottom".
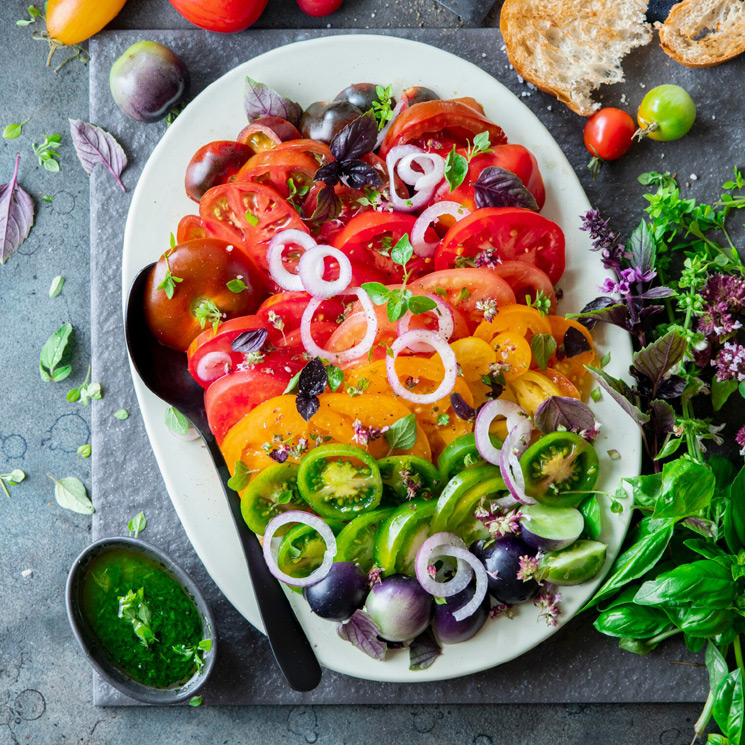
[
  {"left": 262, "top": 511, "right": 336, "bottom": 588},
  {"left": 397, "top": 295, "right": 454, "bottom": 351},
  {"left": 386, "top": 330, "right": 457, "bottom": 405},
  {"left": 386, "top": 145, "right": 445, "bottom": 213},
  {"left": 445, "top": 546, "right": 489, "bottom": 621},
  {"left": 415, "top": 532, "right": 471, "bottom": 598},
  {"left": 500, "top": 425, "right": 537, "bottom": 506},
  {"left": 474, "top": 400, "right": 532, "bottom": 466},
  {"left": 411, "top": 201, "right": 471, "bottom": 258},
  {"left": 298, "top": 244, "right": 352, "bottom": 299},
  {"left": 301, "top": 287, "right": 377, "bottom": 364},
  {"left": 267, "top": 230, "right": 318, "bottom": 292},
  {"left": 375, "top": 97, "right": 405, "bottom": 150},
  {"left": 196, "top": 350, "right": 232, "bottom": 384}
]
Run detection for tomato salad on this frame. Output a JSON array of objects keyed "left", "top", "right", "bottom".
[{"left": 143, "top": 81, "right": 610, "bottom": 661}]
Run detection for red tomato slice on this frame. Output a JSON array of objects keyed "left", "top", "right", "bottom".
[
  {"left": 279, "top": 322, "right": 338, "bottom": 349},
  {"left": 303, "top": 183, "right": 373, "bottom": 244},
  {"left": 379, "top": 100, "right": 507, "bottom": 158},
  {"left": 235, "top": 147, "right": 320, "bottom": 199},
  {"left": 205, "top": 370, "right": 288, "bottom": 444},
  {"left": 176, "top": 214, "right": 208, "bottom": 243},
  {"left": 434, "top": 207, "right": 566, "bottom": 285},
  {"left": 412, "top": 268, "right": 516, "bottom": 331},
  {"left": 257, "top": 291, "right": 344, "bottom": 343},
  {"left": 491, "top": 260, "right": 556, "bottom": 311}
]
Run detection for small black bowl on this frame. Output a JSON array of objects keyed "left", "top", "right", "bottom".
[{"left": 66, "top": 537, "right": 217, "bottom": 704}]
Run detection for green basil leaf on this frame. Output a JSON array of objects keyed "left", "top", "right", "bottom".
[
  {"left": 594, "top": 603, "right": 672, "bottom": 639},
  {"left": 585, "top": 519, "right": 674, "bottom": 609},
  {"left": 618, "top": 636, "right": 666, "bottom": 655},
  {"left": 386, "top": 292, "right": 409, "bottom": 322},
  {"left": 164, "top": 406, "right": 190, "bottom": 437},
  {"left": 706, "top": 641, "right": 730, "bottom": 696},
  {"left": 653, "top": 458, "right": 715, "bottom": 520},
  {"left": 685, "top": 634, "right": 707, "bottom": 654},
  {"left": 653, "top": 436, "right": 683, "bottom": 460},
  {"left": 663, "top": 605, "right": 732, "bottom": 638},
  {"left": 713, "top": 669, "right": 744, "bottom": 744},
  {"left": 39, "top": 323, "right": 73, "bottom": 381},
  {"left": 724, "top": 464, "right": 745, "bottom": 553},
  {"left": 326, "top": 364, "right": 344, "bottom": 392},
  {"left": 444, "top": 146, "right": 468, "bottom": 191},
  {"left": 683, "top": 539, "right": 732, "bottom": 563},
  {"left": 49, "top": 475, "right": 94, "bottom": 515},
  {"left": 226, "top": 278, "right": 248, "bottom": 293},
  {"left": 407, "top": 295, "right": 438, "bottom": 315},
  {"left": 390, "top": 234, "right": 413, "bottom": 267},
  {"left": 712, "top": 378, "right": 739, "bottom": 411},
  {"left": 579, "top": 495, "right": 602, "bottom": 540},
  {"left": 227, "top": 461, "right": 251, "bottom": 492},
  {"left": 360, "top": 282, "right": 390, "bottom": 305},
  {"left": 48, "top": 275, "right": 64, "bottom": 298},
  {"left": 706, "top": 735, "right": 731, "bottom": 745},
  {"left": 634, "top": 560, "right": 736, "bottom": 610},
  {"left": 711, "top": 456, "right": 737, "bottom": 493},
  {"left": 625, "top": 473, "right": 662, "bottom": 509},
  {"left": 384, "top": 413, "right": 417, "bottom": 452},
  {"left": 128, "top": 511, "right": 147, "bottom": 538},
  {"left": 530, "top": 333, "right": 556, "bottom": 371}
]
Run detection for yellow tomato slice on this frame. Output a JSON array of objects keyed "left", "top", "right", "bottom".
[
  {"left": 451, "top": 337, "right": 496, "bottom": 383},
  {"left": 474, "top": 304, "right": 552, "bottom": 342},
  {"left": 507, "top": 370, "right": 562, "bottom": 417},
  {"left": 493, "top": 332, "right": 532, "bottom": 381},
  {"left": 547, "top": 316, "right": 595, "bottom": 386}
]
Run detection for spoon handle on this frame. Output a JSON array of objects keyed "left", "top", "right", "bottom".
[{"left": 206, "top": 438, "right": 323, "bottom": 692}]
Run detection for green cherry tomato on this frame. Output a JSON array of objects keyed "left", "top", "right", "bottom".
[
  {"left": 373, "top": 500, "right": 436, "bottom": 576},
  {"left": 637, "top": 85, "right": 696, "bottom": 142},
  {"left": 240, "top": 463, "right": 306, "bottom": 535},
  {"left": 378, "top": 455, "right": 443, "bottom": 505},
  {"left": 297, "top": 443, "right": 383, "bottom": 520},
  {"left": 335, "top": 508, "right": 395, "bottom": 572},
  {"left": 277, "top": 519, "right": 344, "bottom": 592},
  {"left": 520, "top": 432, "right": 600, "bottom": 508}
]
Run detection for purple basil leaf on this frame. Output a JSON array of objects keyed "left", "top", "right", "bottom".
[
  {"left": 587, "top": 366, "right": 650, "bottom": 428},
  {"left": 681, "top": 516, "right": 717, "bottom": 539},
  {"left": 69, "top": 119, "right": 127, "bottom": 193},
  {"left": 409, "top": 627, "right": 442, "bottom": 671},
  {"left": 244, "top": 77, "right": 302, "bottom": 128},
  {"left": 339, "top": 160, "right": 383, "bottom": 190},
  {"left": 385, "top": 639, "right": 405, "bottom": 650},
  {"left": 655, "top": 375, "right": 687, "bottom": 399},
  {"left": 336, "top": 610, "right": 387, "bottom": 661},
  {"left": 450, "top": 392, "right": 476, "bottom": 421},
  {"left": 639, "top": 304, "right": 665, "bottom": 322},
  {"left": 649, "top": 399, "right": 675, "bottom": 443},
  {"left": 0, "top": 154, "right": 34, "bottom": 265},
  {"left": 297, "top": 356, "right": 328, "bottom": 398},
  {"left": 626, "top": 220, "right": 655, "bottom": 277},
  {"left": 296, "top": 395, "right": 320, "bottom": 422},
  {"left": 573, "top": 297, "right": 629, "bottom": 331},
  {"left": 231, "top": 327, "right": 268, "bottom": 354},
  {"left": 473, "top": 166, "right": 539, "bottom": 211},
  {"left": 307, "top": 184, "right": 342, "bottom": 223},
  {"left": 635, "top": 286, "right": 675, "bottom": 300},
  {"left": 314, "top": 161, "right": 341, "bottom": 187},
  {"left": 563, "top": 327, "right": 592, "bottom": 358},
  {"left": 268, "top": 448, "right": 289, "bottom": 464},
  {"left": 535, "top": 396, "right": 597, "bottom": 435},
  {"left": 330, "top": 111, "right": 378, "bottom": 162},
  {"left": 632, "top": 329, "right": 687, "bottom": 396}
]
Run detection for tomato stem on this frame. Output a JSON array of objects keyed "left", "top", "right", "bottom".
[{"left": 632, "top": 122, "right": 658, "bottom": 142}]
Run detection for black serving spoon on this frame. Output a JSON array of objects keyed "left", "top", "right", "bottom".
[{"left": 125, "top": 263, "right": 322, "bottom": 693}]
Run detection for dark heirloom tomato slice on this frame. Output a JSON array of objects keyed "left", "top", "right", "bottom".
[
  {"left": 434, "top": 207, "right": 566, "bottom": 285},
  {"left": 520, "top": 432, "right": 600, "bottom": 508},
  {"left": 176, "top": 214, "right": 208, "bottom": 243},
  {"left": 491, "top": 260, "right": 556, "bottom": 310},
  {"left": 236, "top": 116, "right": 301, "bottom": 151},
  {"left": 144, "top": 237, "right": 265, "bottom": 352},
  {"left": 379, "top": 100, "right": 507, "bottom": 158},
  {"left": 205, "top": 369, "right": 290, "bottom": 444},
  {"left": 239, "top": 463, "right": 307, "bottom": 536},
  {"left": 297, "top": 443, "right": 383, "bottom": 520},
  {"left": 184, "top": 140, "right": 255, "bottom": 202},
  {"left": 258, "top": 291, "right": 345, "bottom": 342},
  {"left": 433, "top": 144, "right": 546, "bottom": 211}
]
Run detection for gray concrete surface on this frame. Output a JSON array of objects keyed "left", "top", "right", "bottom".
[{"left": 0, "top": 0, "right": 731, "bottom": 741}]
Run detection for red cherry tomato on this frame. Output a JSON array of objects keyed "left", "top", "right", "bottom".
[
  {"left": 295, "top": 0, "right": 342, "bottom": 17},
  {"left": 434, "top": 207, "right": 566, "bottom": 285},
  {"left": 185, "top": 141, "right": 254, "bottom": 202},
  {"left": 167, "top": 0, "right": 267, "bottom": 32},
  {"left": 584, "top": 108, "right": 635, "bottom": 175}
]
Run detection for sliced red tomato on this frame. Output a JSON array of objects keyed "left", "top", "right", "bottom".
[
  {"left": 491, "top": 261, "right": 556, "bottom": 310},
  {"left": 176, "top": 214, "right": 208, "bottom": 243},
  {"left": 434, "top": 207, "right": 566, "bottom": 285},
  {"left": 379, "top": 100, "right": 507, "bottom": 158},
  {"left": 258, "top": 291, "right": 344, "bottom": 343},
  {"left": 206, "top": 370, "right": 289, "bottom": 444},
  {"left": 235, "top": 147, "right": 320, "bottom": 199},
  {"left": 412, "top": 268, "right": 516, "bottom": 331},
  {"left": 433, "top": 144, "right": 546, "bottom": 210},
  {"left": 303, "top": 183, "right": 373, "bottom": 244},
  {"left": 279, "top": 322, "right": 338, "bottom": 349}
]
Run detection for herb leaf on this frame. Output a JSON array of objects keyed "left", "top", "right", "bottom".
[
  {"left": 535, "top": 396, "right": 596, "bottom": 435},
  {"left": 3, "top": 118, "right": 30, "bottom": 140},
  {"left": 231, "top": 328, "right": 268, "bottom": 354},
  {"left": 384, "top": 413, "right": 417, "bottom": 452},
  {"left": 244, "top": 77, "right": 302, "bottom": 128},
  {"left": 114, "top": 408, "right": 129, "bottom": 420},
  {"left": 32, "top": 133, "right": 62, "bottom": 172},
  {"left": 164, "top": 406, "right": 190, "bottom": 437},
  {"left": 128, "top": 511, "right": 147, "bottom": 537},
  {"left": 330, "top": 111, "right": 379, "bottom": 162},
  {"left": 69, "top": 119, "right": 128, "bottom": 191},
  {"left": 530, "top": 333, "right": 556, "bottom": 371},
  {"left": 634, "top": 560, "right": 735, "bottom": 610},
  {"left": 631, "top": 329, "right": 687, "bottom": 397},
  {"left": 48, "top": 275, "right": 64, "bottom": 298},
  {"left": 48, "top": 474, "right": 94, "bottom": 514},
  {"left": 336, "top": 610, "right": 386, "bottom": 661},
  {"left": 409, "top": 627, "right": 442, "bottom": 670},
  {"left": 227, "top": 461, "right": 251, "bottom": 492},
  {"left": 39, "top": 322, "right": 73, "bottom": 382},
  {"left": 444, "top": 146, "right": 468, "bottom": 192},
  {"left": 0, "top": 154, "right": 35, "bottom": 264},
  {"left": 473, "top": 166, "right": 538, "bottom": 211}
]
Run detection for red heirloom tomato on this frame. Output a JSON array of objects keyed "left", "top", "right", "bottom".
[
  {"left": 176, "top": 214, "right": 208, "bottom": 243},
  {"left": 144, "top": 237, "right": 265, "bottom": 352},
  {"left": 379, "top": 100, "right": 507, "bottom": 158},
  {"left": 235, "top": 148, "right": 320, "bottom": 199},
  {"left": 185, "top": 141, "right": 255, "bottom": 202},
  {"left": 167, "top": 0, "right": 267, "bottom": 33},
  {"left": 434, "top": 207, "right": 566, "bottom": 285},
  {"left": 491, "top": 261, "right": 556, "bottom": 310}
]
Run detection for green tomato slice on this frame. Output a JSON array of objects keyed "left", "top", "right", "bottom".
[
  {"left": 335, "top": 508, "right": 395, "bottom": 573},
  {"left": 537, "top": 539, "right": 607, "bottom": 585},
  {"left": 297, "top": 443, "right": 382, "bottom": 520},
  {"left": 436, "top": 432, "right": 501, "bottom": 483},
  {"left": 240, "top": 463, "right": 305, "bottom": 535},
  {"left": 430, "top": 465, "right": 501, "bottom": 535},
  {"left": 277, "top": 520, "right": 344, "bottom": 592},
  {"left": 378, "top": 455, "right": 443, "bottom": 504},
  {"left": 373, "top": 500, "right": 437, "bottom": 576}
]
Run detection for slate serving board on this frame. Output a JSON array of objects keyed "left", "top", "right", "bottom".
[{"left": 89, "top": 27, "right": 722, "bottom": 706}]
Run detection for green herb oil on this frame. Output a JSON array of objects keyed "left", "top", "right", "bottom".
[{"left": 81, "top": 549, "right": 204, "bottom": 688}]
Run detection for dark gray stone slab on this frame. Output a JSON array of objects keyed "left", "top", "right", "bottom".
[
  {"left": 89, "top": 26, "right": 745, "bottom": 707},
  {"left": 431, "top": 0, "right": 497, "bottom": 23}
]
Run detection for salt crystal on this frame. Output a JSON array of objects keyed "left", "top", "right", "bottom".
[
  {"left": 547, "top": 105, "right": 553, "bottom": 111},
  {"left": 21, "top": 569, "right": 32, "bottom": 578},
  {"left": 517, "top": 75, "right": 524, "bottom": 84},
  {"left": 690, "top": 174, "right": 698, "bottom": 181},
  {"left": 640, "top": 83, "right": 646, "bottom": 88}
]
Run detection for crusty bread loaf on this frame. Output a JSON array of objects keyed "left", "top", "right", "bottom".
[
  {"left": 500, "top": 0, "right": 652, "bottom": 116},
  {"left": 659, "top": 0, "right": 745, "bottom": 67}
]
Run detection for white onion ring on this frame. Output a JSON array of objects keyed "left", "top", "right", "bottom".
[
  {"left": 386, "top": 145, "right": 445, "bottom": 213},
  {"left": 301, "top": 287, "right": 377, "bottom": 364},
  {"left": 298, "top": 244, "right": 352, "bottom": 299},
  {"left": 411, "top": 201, "right": 471, "bottom": 258},
  {"left": 397, "top": 295, "right": 454, "bottom": 352},
  {"left": 375, "top": 97, "right": 405, "bottom": 150},
  {"left": 415, "top": 532, "right": 471, "bottom": 598},
  {"left": 446, "top": 546, "right": 489, "bottom": 621},
  {"left": 262, "top": 510, "right": 336, "bottom": 588},
  {"left": 267, "top": 230, "right": 318, "bottom": 292},
  {"left": 386, "top": 330, "right": 458, "bottom": 405},
  {"left": 500, "top": 425, "right": 537, "bottom": 505},
  {"left": 474, "top": 400, "right": 532, "bottom": 466}
]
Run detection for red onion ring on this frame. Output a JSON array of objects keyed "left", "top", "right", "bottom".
[
  {"left": 500, "top": 425, "right": 537, "bottom": 506},
  {"left": 298, "top": 244, "right": 352, "bottom": 299},
  {"left": 267, "top": 230, "right": 318, "bottom": 292},
  {"left": 446, "top": 546, "right": 489, "bottom": 621},
  {"left": 195, "top": 351, "right": 232, "bottom": 384},
  {"left": 474, "top": 400, "right": 532, "bottom": 466},
  {"left": 415, "top": 532, "right": 471, "bottom": 598},
  {"left": 262, "top": 510, "right": 336, "bottom": 587},
  {"left": 386, "top": 145, "right": 445, "bottom": 213},
  {"left": 386, "top": 330, "right": 457, "bottom": 405},
  {"left": 397, "top": 294, "right": 454, "bottom": 351},
  {"left": 301, "top": 287, "right": 377, "bottom": 364},
  {"left": 411, "top": 201, "right": 471, "bottom": 258}
]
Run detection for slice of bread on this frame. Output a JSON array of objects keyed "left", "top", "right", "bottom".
[
  {"left": 500, "top": 0, "right": 652, "bottom": 116},
  {"left": 659, "top": 0, "right": 745, "bottom": 67}
]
